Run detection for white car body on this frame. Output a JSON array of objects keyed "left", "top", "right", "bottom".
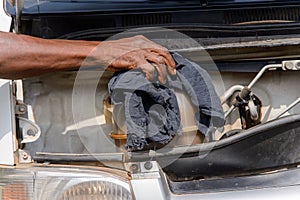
[{"left": 0, "top": 1, "right": 300, "bottom": 200}]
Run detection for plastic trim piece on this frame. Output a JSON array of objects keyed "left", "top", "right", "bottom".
[
  {"left": 33, "top": 152, "right": 124, "bottom": 162},
  {"left": 168, "top": 166, "right": 300, "bottom": 194}
]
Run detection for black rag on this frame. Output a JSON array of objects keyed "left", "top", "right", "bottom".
[{"left": 108, "top": 52, "right": 224, "bottom": 151}]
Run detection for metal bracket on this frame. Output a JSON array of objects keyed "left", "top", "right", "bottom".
[
  {"left": 14, "top": 100, "right": 26, "bottom": 115},
  {"left": 18, "top": 149, "right": 32, "bottom": 163},
  {"left": 17, "top": 116, "right": 41, "bottom": 144},
  {"left": 282, "top": 60, "right": 300, "bottom": 70},
  {"left": 126, "top": 161, "right": 161, "bottom": 179},
  {"left": 127, "top": 161, "right": 167, "bottom": 200}
]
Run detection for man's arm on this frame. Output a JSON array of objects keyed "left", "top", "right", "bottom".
[
  {"left": 0, "top": 32, "right": 175, "bottom": 82},
  {"left": 0, "top": 32, "right": 100, "bottom": 79}
]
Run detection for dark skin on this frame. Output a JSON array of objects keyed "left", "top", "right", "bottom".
[{"left": 0, "top": 32, "right": 176, "bottom": 83}]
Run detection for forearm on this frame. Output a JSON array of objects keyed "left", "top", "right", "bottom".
[
  {"left": 0, "top": 32, "right": 100, "bottom": 79},
  {"left": 0, "top": 32, "right": 176, "bottom": 82}
]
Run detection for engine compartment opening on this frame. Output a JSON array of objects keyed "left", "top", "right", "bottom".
[{"left": 14, "top": 29, "right": 300, "bottom": 181}]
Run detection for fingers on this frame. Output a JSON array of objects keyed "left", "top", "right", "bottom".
[
  {"left": 145, "top": 53, "right": 167, "bottom": 84},
  {"left": 149, "top": 48, "right": 176, "bottom": 76},
  {"left": 106, "top": 35, "right": 176, "bottom": 77},
  {"left": 108, "top": 47, "right": 176, "bottom": 84},
  {"left": 108, "top": 50, "right": 157, "bottom": 82},
  {"left": 154, "top": 63, "right": 167, "bottom": 84},
  {"left": 138, "top": 62, "right": 156, "bottom": 81}
]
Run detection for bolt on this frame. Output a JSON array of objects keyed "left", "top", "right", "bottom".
[
  {"left": 130, "top": 164, "right": 139, "bottom": 173},
  {"left": 27, "top": 129, "right": 35, "bottom": 136},
  {"left": 285, "top": 62, "right": 294, "bottom": 70},
  {"left": 22, "top": 152, "right": 28, "bottom": 160},
  {"left": 19, "top": 106, "right": 26, "bottom": 113},
  {"left": 144, "top": 161, "right": 153, "bottom": 170},
  {"left": 296, "top": 62, "right": 300, "bottom": 69}
]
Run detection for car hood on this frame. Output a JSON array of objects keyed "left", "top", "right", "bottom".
[{"left": 5, "top": 0, "right": 300, "bottom": 15}]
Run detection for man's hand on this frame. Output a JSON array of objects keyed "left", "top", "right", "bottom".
[
  {"left": 0, "top": 32, "right": 175, "bottom": 82},
  {"left": 96, "top": 35, "right": 176, "bottom": 83}
]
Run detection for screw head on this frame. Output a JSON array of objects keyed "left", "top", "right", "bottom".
[
  {"left": 27, "top": 129, "right": 35, "bottom": 136},
  {"left": 22, "top": 152, "right": 28, "bottom": 160},
  {"left": 296, "top": 62, "right": 300, "bottom": 69},
  {"left": 285, "top": 62, "right": 294, "bottom": 70},
  {"left": 130, "top": 164, "right": 139, "bottom": 173},
  {"left": 144, "top": 161, "right": 153, "bottom": 170},
  {"left": 19, "top": 106, "right": 26, "bottom": 112}
]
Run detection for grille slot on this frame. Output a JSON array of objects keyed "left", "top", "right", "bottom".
[
  {"left": 224, "top": 7, "right": 300, "bottom": 24},
  {"left": 122, "top": 13, "right": 171, "bottom": 26}
]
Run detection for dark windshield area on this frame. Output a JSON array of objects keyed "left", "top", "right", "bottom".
[{"left": 6, "top": 0, "right": 300, "bottom": 15}]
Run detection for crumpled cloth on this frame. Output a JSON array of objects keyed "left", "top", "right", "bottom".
[{"left": 108, "top": 52, "right": 224, "bottom": 151}]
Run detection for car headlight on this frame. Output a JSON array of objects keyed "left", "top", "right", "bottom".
[{"left": 0, "top": 166, "right": 133, "bottom": 200}]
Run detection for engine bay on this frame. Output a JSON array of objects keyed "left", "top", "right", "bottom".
[
  {"left": 11, "top": 27, "right": 300, "bottom": 181},
  {"left": 18, "top": 49, "right": 300, "bottom": 177}
]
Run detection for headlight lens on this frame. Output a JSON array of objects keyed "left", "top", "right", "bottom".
[
  {"left": 0, "top": 167, "right": 133, "bottom": 200},
  {"left": 61, "top": 180, "right": 132, "bottom": 200}
]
